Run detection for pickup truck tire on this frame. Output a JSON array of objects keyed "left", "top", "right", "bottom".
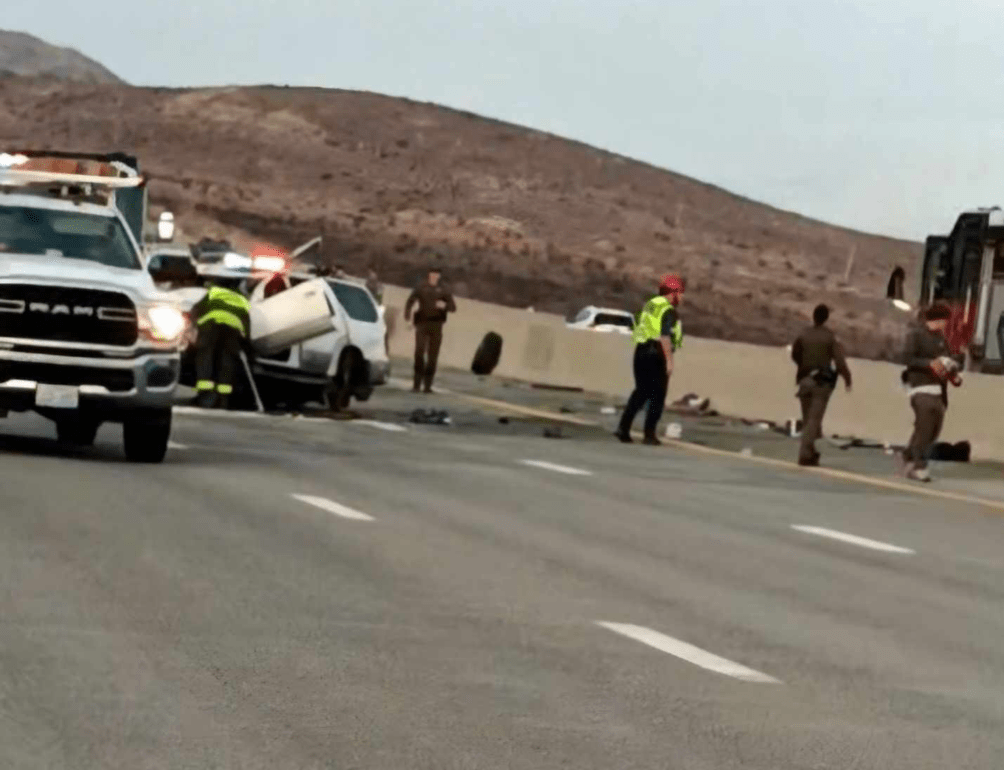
[
  {"left": 471, "top": 332, "right": 503, "bottom": 375},
  {"left": 123, "top": 409, "right": 172, "bottom": 463},
  {"left": 56, "top": 418, "right": 101, "bottom": 447}
]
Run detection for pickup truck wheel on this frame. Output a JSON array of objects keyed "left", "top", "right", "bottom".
[
  {"left": 123, "top": 409, "right": 172, "bottom": 463},
  {"left": 56, "top": 418, "right": 100, "bottom": 446}
]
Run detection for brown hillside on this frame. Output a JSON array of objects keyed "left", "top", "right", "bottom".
[{"left": 0, "top": 78, "right": 918, "bottom": 359}]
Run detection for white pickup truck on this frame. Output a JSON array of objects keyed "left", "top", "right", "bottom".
[{"left": 0, "top": 152, "right": 187, "bottom": 462}]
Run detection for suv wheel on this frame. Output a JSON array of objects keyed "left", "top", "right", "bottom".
[
  {"left": 123, "top": 409, "right": 172, "bottom": 463},
  {"left": 325, "top": 378, "right": 352, "bottom": 411},
  {"left": 56, "top": 418, "right": 101, "bottom": 446},
  {"left": 326, "top": 349, "right": 362, "bottom": 411}
]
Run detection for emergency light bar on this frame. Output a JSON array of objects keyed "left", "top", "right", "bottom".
[
  {"left": 0, "top": 169, "right": 144, "bottom": 188},
  {"left": 0, "top": 151, "right": 144, "bottom": 188}
]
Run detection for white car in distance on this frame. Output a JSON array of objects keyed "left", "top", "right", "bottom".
[{"left": 566, "top": 306, "right": 636, "bottom": 335}]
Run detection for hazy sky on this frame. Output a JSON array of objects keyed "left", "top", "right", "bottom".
[{"left": 8, "top": 0, "right": 1004, "bottom": 240}]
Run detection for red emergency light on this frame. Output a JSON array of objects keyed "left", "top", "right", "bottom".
[{"left": 250, "top": 243, "right": 288, "bottom": 273}]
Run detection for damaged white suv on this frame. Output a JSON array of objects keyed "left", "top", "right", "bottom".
[{"left": 0, "top": 153, "right": 186, "bottom": 462}]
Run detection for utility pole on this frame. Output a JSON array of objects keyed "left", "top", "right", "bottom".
[{"left": 843, "top": 245, "right": 856, "bottom": 284}]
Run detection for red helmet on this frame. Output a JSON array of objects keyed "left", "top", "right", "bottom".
[{"left": 659, "top": 274, "right": 684, "bottom": 294}]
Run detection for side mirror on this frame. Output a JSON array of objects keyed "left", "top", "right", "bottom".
[
  {"left": 150, "top": 257, "right": 198, "bottom": 287},
  {"left": 886, "top": 266, "right": 911, "bottom": 311},
  {"left": 886, "top": 266, "right": 905, "bottom": 300}
]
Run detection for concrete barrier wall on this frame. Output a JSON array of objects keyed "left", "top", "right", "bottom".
[{"left": 381, "top": 285, "right": 1004, "bottom": 461}]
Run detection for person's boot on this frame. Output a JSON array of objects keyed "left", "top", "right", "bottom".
[
  {"left": 614, "top": 428, "right": 633, "bottom": 443},
  {"left": 216, "top": 394, "right": 230, "bottom": 411},
  {"left": 798, "top": 453, "right": 820, "bottom": 467},
  {"left": 895, "top": 452, "right": 914, "bottom": 477},
  {"left": 907, "top": 466, "right": 931, "bottom": 483},
  {"left": 642, "top": 434, "right": 662, "bottom": 446}
]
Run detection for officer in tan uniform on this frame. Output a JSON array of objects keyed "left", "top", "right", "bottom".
[{"left": 790, "top": 304, "right": 852, "bottom": 466}]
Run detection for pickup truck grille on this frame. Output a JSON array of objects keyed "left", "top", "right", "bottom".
[{"left": 0, "top": 284, "right": 138, "bottom": 346}]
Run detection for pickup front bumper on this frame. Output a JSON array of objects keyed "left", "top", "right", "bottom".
[{"left": 0, "top": 349, "right": 179, "bottom": 417}]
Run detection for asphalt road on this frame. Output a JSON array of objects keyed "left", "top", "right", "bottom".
[{"left": 1, "top": 388, "right": 1003, "bottom": 769}]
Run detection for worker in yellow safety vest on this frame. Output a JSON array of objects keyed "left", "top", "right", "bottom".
[
  {"left": 615, "top": 274, "right": 684, "bottom": 445},
  {"left": 191, "top": 281, "right": 251, "bottom": 409}
]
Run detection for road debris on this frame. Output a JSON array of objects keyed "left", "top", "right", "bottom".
[{"left": 409, "top": 409, "right": 452, "bottom": 426}]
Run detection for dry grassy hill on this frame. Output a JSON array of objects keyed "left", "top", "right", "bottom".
[{"left": 0, "top": 76, "right": 919, "bottom": 358}]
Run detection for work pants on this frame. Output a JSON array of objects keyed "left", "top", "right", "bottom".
[
  {"left": 618, "top": 344, "right": 669, "bottom": 438},
  {"left": 195, "top": 322, "right": 244, "bottom": 406},
  {"left": 413, "top": 322, "right": 444, "bottom": 391},
  {"left": 904, "top": 393, "right": 946, "bottom": 471},
  {"left": 797, "top": 381, "right": 834, "bottom": 463}
]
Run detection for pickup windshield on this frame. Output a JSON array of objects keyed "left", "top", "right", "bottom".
[
  {"left": 593, "top": 313, "right": 634, "bottom": 328},
  {"left": 0, "top": 205, "right": 140, "bottom": 269},
  {"left": 327, "top": 280, "right": 378, "bottom": 322}
]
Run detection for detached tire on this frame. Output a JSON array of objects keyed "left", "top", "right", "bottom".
[
  {"left": 56, "top": 418, "right": 100, "bottom": 446},
  {"left": 471, "top": 332, "right": 503, "bottom": 375},
  {"left": 123, "top": 409, "right": 172, "bottom": 463}
]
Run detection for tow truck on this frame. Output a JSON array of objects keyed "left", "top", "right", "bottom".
[
  {"left": 894, "top": 208, "right": 1004, "bottom": 372},
  {"left": 0, "top": 151, "right": 187, "bottom": 462}
]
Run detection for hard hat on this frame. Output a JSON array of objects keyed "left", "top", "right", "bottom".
[{"left": 659, "top": 274, "right": 684, "bottom": 293}]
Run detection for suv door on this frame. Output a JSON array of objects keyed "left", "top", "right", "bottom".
[
  {"left": 250, "top": 274, "right": 345, "bottom": 376},
  {"left": 297, "top": 279, "right": 348, "bottom": 376}
]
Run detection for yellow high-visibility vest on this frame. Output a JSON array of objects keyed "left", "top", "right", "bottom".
[
  {"left": 196, "top": 286, "right": 251, "bottom": 337},
  {"left": 632, "top": 295, "right": 683, "bottom": 350}
]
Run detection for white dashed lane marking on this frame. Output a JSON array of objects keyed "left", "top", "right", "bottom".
[
  {"left": 354, "top": 420, "right": 409, "bottom": 433},
  {"left": 292, "top": 494, "right": 375, "bottom": 522},
  {"left": 791, "top": 525, "right": 916, "bottom": 555},
  {"left": 519, "top": 459, "right": 593, "bottom": 476},
  {"left": 597, "top": 622, "right": 782, "bottom": 684}
]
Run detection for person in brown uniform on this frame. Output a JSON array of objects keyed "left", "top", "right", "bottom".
[
  {"left": 404, "top": 268, "right": 456, "bottom": 393},
  {"left": 899, "top": 303, "right": 959, "bottom": 482},
  {"left": 790, "top": 304, "right": 853, "bottom": 466}
]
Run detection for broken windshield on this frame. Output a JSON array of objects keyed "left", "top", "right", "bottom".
[{"left": 0, "top": 205, "right": 140, "bottom": 269}]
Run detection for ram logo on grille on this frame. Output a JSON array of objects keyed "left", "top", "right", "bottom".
[{"left": 22, "top": 302, "right": 132, "bottom": 321}]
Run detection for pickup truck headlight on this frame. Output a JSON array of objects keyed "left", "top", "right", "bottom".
[{"left": 140, "top": 305, "right": 187, "bottom": 343}]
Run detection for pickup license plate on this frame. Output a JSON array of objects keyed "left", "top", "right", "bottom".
[{"left": 36, "top": 384, "right": 80, "bottom": 409}]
